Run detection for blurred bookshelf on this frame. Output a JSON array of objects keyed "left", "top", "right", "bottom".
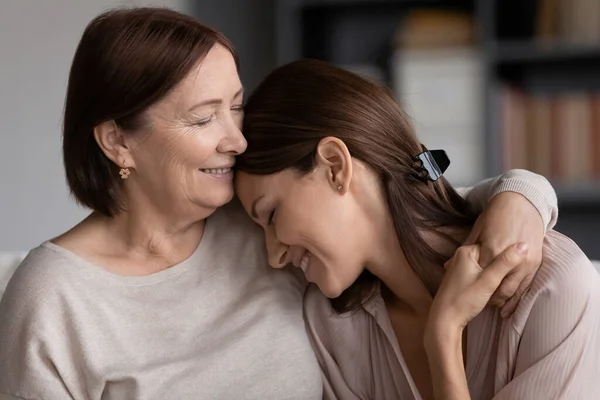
[
  {"left": 492, "top": 41, "right": 600, "bottom": 64},
  {"left": 275, "top": 0, "right": 600, "bottom": 259}
]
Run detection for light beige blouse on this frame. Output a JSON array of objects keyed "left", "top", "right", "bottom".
[{"left": 304, "top": 231, "right": 600, "bottom": 399}]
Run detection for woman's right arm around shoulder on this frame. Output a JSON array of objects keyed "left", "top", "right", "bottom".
[
  {"left": 0, "top": 253, "right": 77, "bottom": 399},
  {"left": 490, "top": 234, "right": 600, "bottom": 399}
]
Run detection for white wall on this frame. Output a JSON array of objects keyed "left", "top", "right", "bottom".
[{"left": 0, "top": 0, "right": 188, "bottom": 251}]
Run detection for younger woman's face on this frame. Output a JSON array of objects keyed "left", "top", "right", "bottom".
[{"left": 236, "top": 142, "right": 376, "bottom": 298}]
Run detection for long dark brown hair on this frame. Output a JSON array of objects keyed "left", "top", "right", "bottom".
[{"left": 237, "top": 59, "right": 478, "bottom": 313}]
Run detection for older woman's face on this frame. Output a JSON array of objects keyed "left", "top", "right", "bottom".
[{"left": 126, "top": 44, "right": 246, "bottom": 217}]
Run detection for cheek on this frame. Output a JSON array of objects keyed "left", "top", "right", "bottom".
[
  {"left": 152, "top": 129, "right": 217, "bottom": 171},
  {"left": 280, "top": 186, "right": 348, "bottom": 246},
  {"left": 273, "top": 209, "right": 304, "bottom": 245},
  {"left": 281, "top": 198, "right": 342, "bottom": 255},
  {"left": 311, "top": 201, "right": 366, "bottom": 286}
]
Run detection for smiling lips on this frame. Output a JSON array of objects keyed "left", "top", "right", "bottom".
[
  {"left": 200, "top": 167, "right": 232, "bottom": 175},
  {"left": 299, "top": 250, "right": 311, "bottom": 274}
]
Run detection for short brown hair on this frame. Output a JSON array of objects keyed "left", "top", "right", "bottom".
[
  {"left": 63, "top": 7, "right": 238, "bottom": 216},
  {"left": 237, "top": 60, "right": 478, "bottom": 313}
]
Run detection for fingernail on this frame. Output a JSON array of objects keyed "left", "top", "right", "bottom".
[{"left": 516, "top": 242, "right": 529, "bottom": 255}]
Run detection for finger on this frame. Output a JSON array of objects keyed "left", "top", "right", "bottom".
[
  {"left": 445, "top": 245, "right": 481, "bottom": 273},
  {"left": 443, "top": 258, "right": 451, "bottom": 270},
  {"left": 489, "top": 271, "right": 522, "bottom": 306},
  {"left": 477, "top": 243, "right": 497, "bottom": 268},
  {"left": 500, "top": 274, "right": 533, "bottom": 318},
  {"left": 476, "top": 242, "right": 528, "bottom": 294},
  {"left": 452, "top": 244, "right": 481, "bottom": 268},
  {"left": 463, "top": 222, "right": 481, "bottom": 246}
]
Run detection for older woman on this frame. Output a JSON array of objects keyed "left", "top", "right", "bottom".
[
  {"left": 235, "top": 59, "right": 600, "bottom": 399},
  {"left": 0, "top": 7, "right": 558, "bottom": 400}
]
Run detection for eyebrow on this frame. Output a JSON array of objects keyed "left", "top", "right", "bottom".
[
  {"left": 251, "top": 195, "right": 265, "bottom": 220},
  {"left": 187, "top": 87, "right": 244, "bottom": 112}
]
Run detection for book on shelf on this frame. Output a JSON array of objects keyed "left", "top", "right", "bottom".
[
  {"left": 499, "top": 86, "right": 600, "bottom": 185},
  {"left": 394, "top": 9, "right": 476, "bottom": 50},
  {"left": 534, "top": 0, "right": 600, "bottom": 44}
]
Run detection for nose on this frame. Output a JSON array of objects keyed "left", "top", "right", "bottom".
[
  {"left": 265, "top": 229, "right": 289, "bottom": 269},
  {"left": 218, "top": 114, "right": 247, "bottom": 156}
]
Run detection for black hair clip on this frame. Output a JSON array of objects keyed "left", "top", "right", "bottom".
[{"left": 412, "top": 146, "right": 450, "bottom": 182}]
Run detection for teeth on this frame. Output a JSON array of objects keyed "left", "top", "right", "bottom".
[
  {"left": 300, "top": 251, "right": 311, "bottom": 273},
  {"left": 200, "top": 168, "right": 232, "bottom": 175}
]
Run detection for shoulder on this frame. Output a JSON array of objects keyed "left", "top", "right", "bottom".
[
  {"left": 303, "top": 284, "right": 373, "bottom": 356},
  {"left": 533, "top": 230, "right": 598, "bottom": 300},
  {"left": 210, "top": 199, "right": 308, "bottom": 292},
  {"left": 207, "top": 198, "right": 268, "bottom": 266},
  {"left": 3, "top": 243, "right": 79, "bottom": 296},
  {"left": 303, "top": 285, "right": 385, "bottom": 397},
  {"left": 511, "top": 230, "right": 600, "bottom": 334},
  {"left": 0, "top": 245, "right": 90, "bottom": 397},
  {"left": 209, "top": 197, "right": 264, "bottom": 243},
  {"left": 0, "top": 243, "right": 80, "bottom": 314},
  {"left": 0, "top": 244, "right": 79, "bottom": 361}
]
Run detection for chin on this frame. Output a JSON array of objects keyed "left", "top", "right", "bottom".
[
  {"left": 314, "top": 268, "right": 362, "bottom": 299},
  {"left": 215, "top": 187, "right": 235, "bottom": 206},
  {"left": 206, "top": 184, "right": 236, "bottom": 207},
  {"left": 190, "top": 189, "right": 234, "bottom": 214},
  {"left": 316, "top": 281, "right": 347, "bottom": 299}
]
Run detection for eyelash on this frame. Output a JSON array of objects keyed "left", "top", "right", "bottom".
[
  {"left": 194, "top": 106, "right": 244, "bottom": 127},
  {"left": 195, "top": 116, "right": 213, "bottom": 127},
  {"left": 268, "top": 209, "right": 276, "bottom": 225}
]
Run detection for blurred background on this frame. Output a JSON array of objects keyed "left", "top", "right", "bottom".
[{"left": 0, "top": 0, "right": 598, "bottom": 258}]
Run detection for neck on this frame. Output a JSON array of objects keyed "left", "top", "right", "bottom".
[
  {"left": 364, "top": 199, "right": 470, "bottom": 316},
  {"left": 104, "top": 210, "right": 204, "bottom": 259},
  {"left": 98, "top": 189, "right": 215, "bottom": 264}
]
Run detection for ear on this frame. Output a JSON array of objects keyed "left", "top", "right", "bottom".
[
  {"left": 315, "top": 137, "right": 353, "bottom": 194},
  {"left": 93, "top": 120, "right": 136, "bottom": 169}
]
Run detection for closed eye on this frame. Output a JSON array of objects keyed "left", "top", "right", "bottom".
[{"left": 194, "top": 115, "right": 213, "bottom": 127}]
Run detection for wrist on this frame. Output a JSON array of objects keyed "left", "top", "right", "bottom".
[
  {"left": 424, "top": 317, "right": 463, "bottom": 355},
  {"left": 492, "top": 188, "right": 546, "bottom": 231}
]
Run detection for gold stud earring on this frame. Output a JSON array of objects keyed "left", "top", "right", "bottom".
[
  {"left": 337, "top": 185, "right": 342, "bottom": 191},
  {"left": 119, "top": 163, "right": 130, "bottom": 179}
]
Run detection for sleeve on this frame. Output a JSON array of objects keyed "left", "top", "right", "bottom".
[
  {"left": 456, "top": 169, "right": 558, "bottom": 232},
  {"left": 0, "top": 259, "right": 77, "bottom": 400},
  {"left": 492, "top": 239, "right": 600, "bottom": 399}
]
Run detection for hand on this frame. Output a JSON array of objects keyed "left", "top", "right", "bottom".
[
  {"left": 464, "top": 192, "right": 545, "bottom": 317},
  {"left": 427, "top": 243, "right": 528, "bottom": 336}
]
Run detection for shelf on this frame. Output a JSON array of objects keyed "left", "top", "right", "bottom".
[
  {"left": 299, "top": 0, "right": 430, "bottom": 7},
  {"left": 555, "top": 184, "right": 600, "bottom": 207},
  {"left": 294, "top": 0, "right": 470, "bottom": 12},
  {"left": 492, "top": 40, "right": 600, "bottom": 65},
  {"left": 491, "top": 40, "right": 600, "bottom": 92}
]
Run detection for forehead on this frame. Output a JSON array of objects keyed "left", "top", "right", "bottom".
[
  {"left": 153, "top": 44, "right": 241, "bottom": 111},
  {"left": 236, "top": 171, "right": 280, "bottom": 200},
  {"left": 236, "top": 171, "right": 288, "bottom": 212},
  {"left": 186, "top": 44, "right": 240, "bottom": 94}
]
